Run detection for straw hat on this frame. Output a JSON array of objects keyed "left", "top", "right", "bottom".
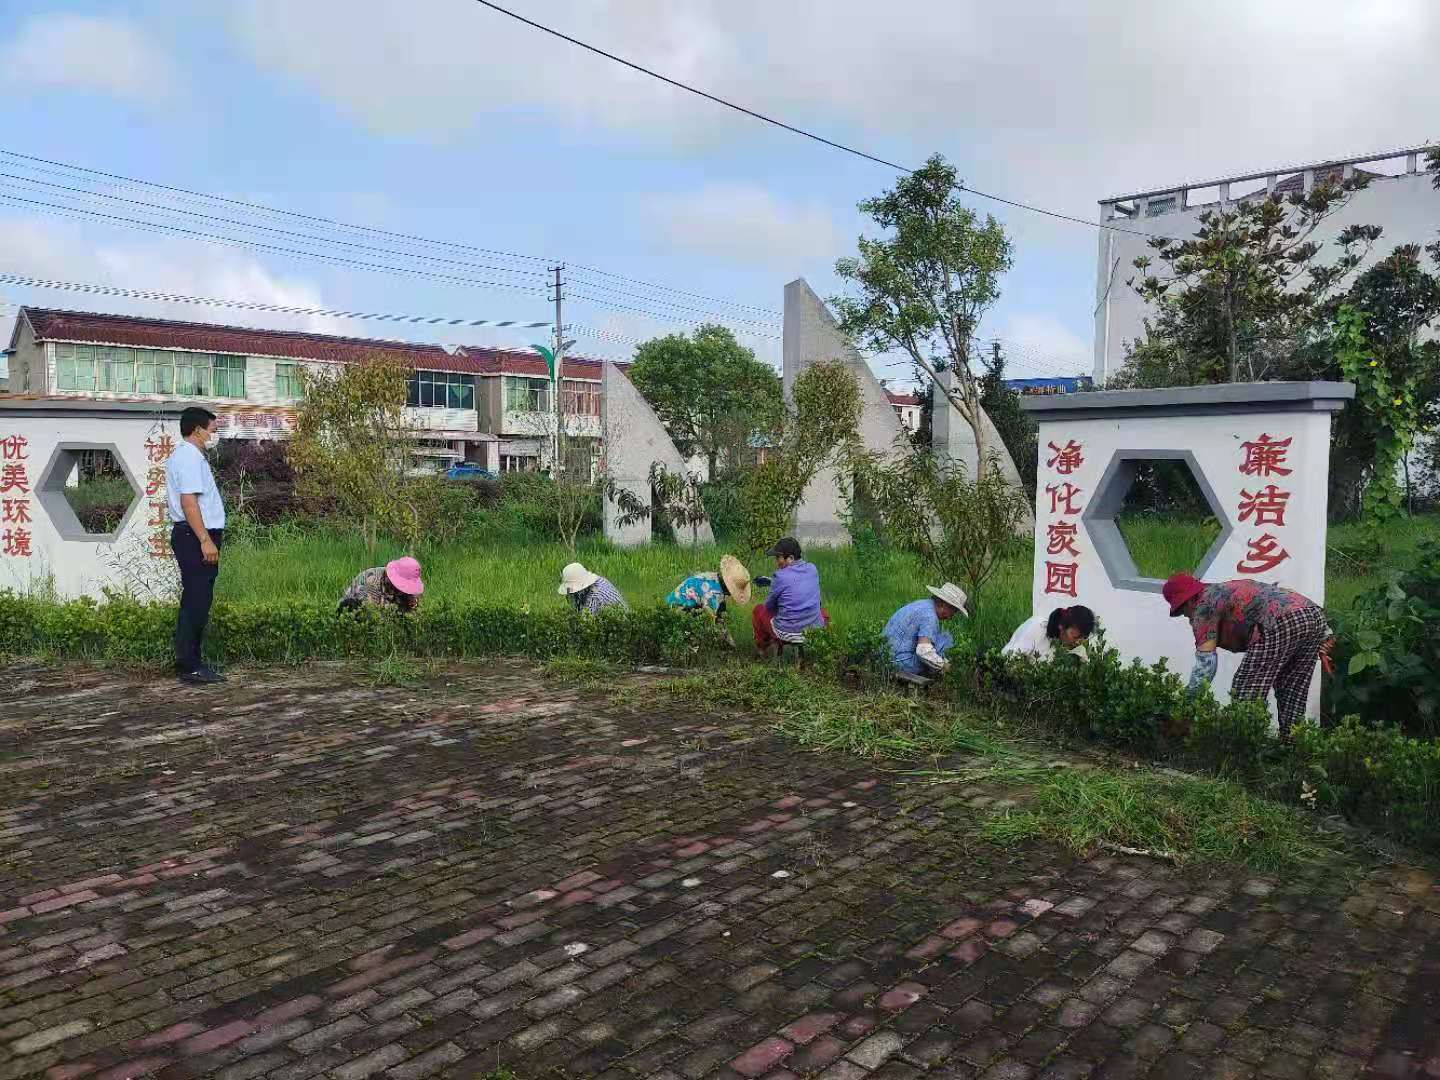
[
  {"left": 719, "top": 555, "right": 752, "bottom": 605},
  {"left": 557, "top": 562, "right": 600, "bottom": 596},
  {"left": 385, "top": 556, "right": 424, "bottom": 596},
  {"left": 926, "top": 582, "right": 968, "bottom": 615}
]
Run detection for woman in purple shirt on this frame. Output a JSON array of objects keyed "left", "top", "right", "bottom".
[{"left": 752, "top": 537, "right": 828, "bottom": 655}]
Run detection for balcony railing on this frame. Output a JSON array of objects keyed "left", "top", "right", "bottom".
[{"left": 1101, "top": 143, "right": 1438, "bottom": 220}]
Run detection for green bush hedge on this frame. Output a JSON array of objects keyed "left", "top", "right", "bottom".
[{"left": 0, "top": 592, "right": 729, "bottom": 668}]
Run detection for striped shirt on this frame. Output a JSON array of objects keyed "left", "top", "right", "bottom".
[{"left": 574, "top": 575, "right": 628, "bottom": 614}]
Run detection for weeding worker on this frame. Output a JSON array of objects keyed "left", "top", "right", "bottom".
[
  {"left": 338, "top": 557, "right": 424, "bottom": 614},
  {"left": 752, "top": 537, "right": 827, "bottom": 655},
  {"left": 1163, "top": 573, "right": 1331, "bottom": 739},
  {"left": 665, "top": 555, "right": 751, "bottom": 644},
  {"left": 884, "top": 583, "right": 968, "bottom": 677},
  {"left": 558, "top": 562, "right": 628, "bottom": 614},
  {"left": 1002, "top": 605, "right": 1096, "bottom": 660}
]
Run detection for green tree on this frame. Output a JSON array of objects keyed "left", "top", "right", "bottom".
[
  {"left": 287, "top": 355, "right": 418, "bottom": 552},
  {"left": 1121, "top": 178, "right": 1381, "bottom": 386},
  {"left": 833, "top": 154, "right": 1014, "bottom": 480},
  {"left": 740, "top": 361, "right": 862, "bottom": 551},
  {"left": 1333, "top": 246, "right": 1440, "bottom": 519},
  {"left": 628, "top": 324, "right": 780, "bottom": 479},
  {"left": 978, "top": 349, "right": 1037, "bottom": 497},
  {"left": 857, "top": 440, "right": 1030, "bottom": 616}
]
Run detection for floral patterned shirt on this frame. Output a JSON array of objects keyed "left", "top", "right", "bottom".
[
  {"left": 665, "top": 572, "right": 726, "bottom": 618},
  {"left": 340, "top": 567, "right": 416, "bottom": 610},
  {"left": 1188, "top": 579, "right": 1314, "bottom": 649}
]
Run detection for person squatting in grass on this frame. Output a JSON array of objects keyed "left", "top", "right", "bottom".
[
  {"left": 751, "top": 536, "right": 828, "bottom": 656},
  {"left": 166, "top": 405, "right": 226, "bottom": 686},
  {"left": 557, "top": 561, "right": 628, "bottom": 614},
  {"left": 1164, "top": 572, "right": 1334, "bottom": 739},
  {"left": 338, "top": 556, "right": 425, "bottom": 614},
  {"left": 883, "top": 582, "right": 969, "bottom": 678},
  {"left": 1001, "top": 605, "right": 1096, "bottom": 660},
  {"left": 665, "top": 555, "right": 751, "bottom": 646}
]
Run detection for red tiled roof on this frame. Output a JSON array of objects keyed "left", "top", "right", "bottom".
[
  {"left": 452, "top": 346, "right": 620, "bottom": 381},
  {"left": 886, "top": 389, "right": 922, "bottom": 407},
  {"left": 16, "top": 307, "right": 614, "bottom": 377}
]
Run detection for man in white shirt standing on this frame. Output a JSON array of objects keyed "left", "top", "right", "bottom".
[{"left": 165, "top": 407, "right": 226, "bottom": 685}]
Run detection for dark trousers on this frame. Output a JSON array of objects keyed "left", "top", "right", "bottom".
[{"left": 172, "top": 523, "right": 223, "bottom": 674}]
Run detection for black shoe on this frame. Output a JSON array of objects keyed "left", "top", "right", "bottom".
[{"left": 178, "top": 666, "right": 226, "bottom": 685}]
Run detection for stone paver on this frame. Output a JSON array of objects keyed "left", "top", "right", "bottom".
[{"left": 0, "top": 660, "right": 1438, "bottom": 1080}]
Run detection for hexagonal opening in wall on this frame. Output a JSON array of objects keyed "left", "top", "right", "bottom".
[
  {"left": 1082, "top": 450, "right": 1232, "bottom": 594},
  {"left": 36, "top": 444, "right": 144, "bottom": 542}
]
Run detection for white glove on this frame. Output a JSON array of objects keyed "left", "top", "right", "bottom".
[{"left": 916, "top": 640, "right": 949, "bottom": 672}]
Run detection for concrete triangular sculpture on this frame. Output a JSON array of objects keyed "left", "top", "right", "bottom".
[
  {"left": 601, "top": 360, "right": 714, "bottom": 547},
  {"left": 783, "top": 278, "right": 1027, "bottom": 545}
]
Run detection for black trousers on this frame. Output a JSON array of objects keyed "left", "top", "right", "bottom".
[{"left": 172, "top": 523, "right": 224, "bottom": 674}]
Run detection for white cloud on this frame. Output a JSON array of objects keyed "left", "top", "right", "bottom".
[
  {"left": 228, "top": 0, "right": 1440, "bottom": 217},
  {"left": 993, "top": 313, "right": 1091, "bottom": 377},
  {"left": 0, "top": 13, "right": 177, "bottom": 105},
  {"left": 0, "top": 216, "right": 341, "bottom": 341},
  {"left": 645, "top": 184, "right": 840, "bottom": 270}
]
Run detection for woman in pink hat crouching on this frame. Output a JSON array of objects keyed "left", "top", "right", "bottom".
[{"left": 338, "top": 556, "right": 425, "bottom": 614}]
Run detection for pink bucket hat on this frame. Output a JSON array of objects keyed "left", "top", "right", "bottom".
[{"left": 385, "top": 556, "right": 425, "bottom": 596}]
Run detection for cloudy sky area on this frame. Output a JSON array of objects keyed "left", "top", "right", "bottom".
[{"left": 0, "top": 0, "right": 1435, "bottom": 379}]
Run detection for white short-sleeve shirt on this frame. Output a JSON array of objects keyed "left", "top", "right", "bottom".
[
  {"left": 165, "top": 440, "right": 226, "bottom": 529},
  {"left": 1001, "top": 615, "right": 1055, "bottom": 659}
]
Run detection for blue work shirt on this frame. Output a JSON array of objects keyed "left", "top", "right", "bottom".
[{"left": 884, "top": 598, "right": 953, "bottom": 675}]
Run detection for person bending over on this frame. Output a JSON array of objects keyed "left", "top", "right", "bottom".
[
  {"left": 1002, "top": 605, "right": 1095, "bottom": 659},
  {"left": 884, "top": 583, "right": 968, "bottom": 677}
]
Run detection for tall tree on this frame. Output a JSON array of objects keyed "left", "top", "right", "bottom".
[
  {"left": 628, "top": 324, "right": 780, "bottom": 479},
  {"left": 287, "top": 355, "right": 417, "bottom": 552},
  {"left": 833, "top": 154, "right": 1013, "bottom": 480},
  {"left": 1122, "top": 178, "right": 1381, "bottom": 385},
  {"left": 978, "top": 347, "right": 1038, "bottom": 498}
]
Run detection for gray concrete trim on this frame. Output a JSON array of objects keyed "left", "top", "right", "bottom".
[
  {"left": 1081, "top": 449, "right": 1231, "bottom": 594},
  {"left": 0, "top": 398, "right": 184, "bottom": 419},
  {"left": 1021, "top": 381, "right": 1354, "bottom": 420},
  {"left": 35, "top": 442, "right": 144, "bottom": 544}
]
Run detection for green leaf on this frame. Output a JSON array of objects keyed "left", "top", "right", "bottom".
[
  {"left": 1348, "top": 653, "right": 1374, "bottom": 676},
  {"left": 1355, "top": 629, "right": 1383, "bottom": 650}
]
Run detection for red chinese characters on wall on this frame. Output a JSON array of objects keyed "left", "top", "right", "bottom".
[
  {"left": 0, "top": 434, "right": 32, "bottom": 558},
  {"left": 144, "top": 432, "right": 176, "bottom": 559},
  {"left": 1236, "top": 433, "right": 1293, "bottom": 574},
  {"left": 1042, "top": 443, "right": 1084, "bottom": 598}
]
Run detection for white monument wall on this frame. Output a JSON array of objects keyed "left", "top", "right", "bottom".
[
  {"left": 0, "top": 402, "right": 181, "bottom": 600},
  {"left": 1022, "top": 382, "right": 1352, "bottom": 718}
]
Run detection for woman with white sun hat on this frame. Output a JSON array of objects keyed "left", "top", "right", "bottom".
[{"left": 557, "top": 562, "right": 628, "bottom": 614}]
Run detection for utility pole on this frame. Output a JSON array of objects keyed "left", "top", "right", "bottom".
[{"left": 550, "top": 264, "right": 564, "bottom": 475}]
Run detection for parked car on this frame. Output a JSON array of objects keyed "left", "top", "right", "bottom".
[{"left": 446, "top": 463, "right": 497, "bottom": 480}]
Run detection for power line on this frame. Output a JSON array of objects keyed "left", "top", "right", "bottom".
[
  {"left": 469, "top": 0, "right": 1183, "bottom": 243},
  {"left": 0, "top": 147, "right": 782, "bottom": 320},
  {"left": 0, "top": 270, "right": 551, "bottom": 329}
]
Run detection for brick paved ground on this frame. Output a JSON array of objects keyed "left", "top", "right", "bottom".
[{"left": 1, "top": 660, "right": 1438, "bottom": 1080}]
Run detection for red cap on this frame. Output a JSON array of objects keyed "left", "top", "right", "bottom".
[{"left": 1162, "top": 573, "right": 1204, "bottom": 616}]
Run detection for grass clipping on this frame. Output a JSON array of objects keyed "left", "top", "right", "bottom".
[{"left": 979, "top": 767, "right": 1338, "bottom": 872}]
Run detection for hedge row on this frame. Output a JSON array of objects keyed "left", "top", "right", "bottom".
[
  {"left": 0, "top": 592, "right": 729, "bottom": 668},
  {"left": 804, "top": 623, "right": 1440, "bottom": 854}
]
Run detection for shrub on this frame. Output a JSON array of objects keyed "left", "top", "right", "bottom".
[
  {"left": 1292, "top": 715, "right": 1440, "bottom": 852},
  {"left": 1330, "top": 540, "right": 1440, "bottom": 736},
  {"left": 1180, "top": 695, "right": 1273, "bottom": 777},
  {"left": 804, "top": 624, "right": 893, "bottom": 687},
  {"left": 0, "top": 592, "right": 729, "bottom": 669}
]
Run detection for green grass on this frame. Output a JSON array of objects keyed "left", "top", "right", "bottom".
[
  {"left": 1115, "top": 513, "right": 1222, "bottom": 578},
  {"left": 63, "top": 474, "right": 137, "bottom": 533},
  {"left": 976, "top": 767, "right": 1340, "bottom": 872},
  {"left": 216, "top": 514, "right": 1439, "bottom": 652}
]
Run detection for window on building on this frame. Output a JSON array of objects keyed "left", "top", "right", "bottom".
[
  {"left": 213, "top": 355, "right": 247, "bottom": 398},
  {"left": 504, "top": 376, "right": 550, "bottom": 413},
  {"left": 53, "top": 343, "right": 249, "bottom": 398},
  {"left": 407, "top": 370, "right": 475, "bottom": 409},
  {"left": 136, "top": 350, "right": 174, "bottom": 395},
  {"left": 560, "top": 379, "right": 600, "bottom": 416},
  {"left": 275, "top": 362, "right": 305, "bottom": 401}
]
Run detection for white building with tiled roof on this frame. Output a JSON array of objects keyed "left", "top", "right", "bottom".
[{"left": 3, "top": 307, "right": 618, "bottom": 473}]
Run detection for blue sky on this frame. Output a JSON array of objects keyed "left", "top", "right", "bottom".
[{"left": 0, "top": 0, "right": 1435, "bottom": 381}]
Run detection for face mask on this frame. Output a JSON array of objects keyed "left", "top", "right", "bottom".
[{"left": 205, "top": 431, "right": 221, "bottom": 451}]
